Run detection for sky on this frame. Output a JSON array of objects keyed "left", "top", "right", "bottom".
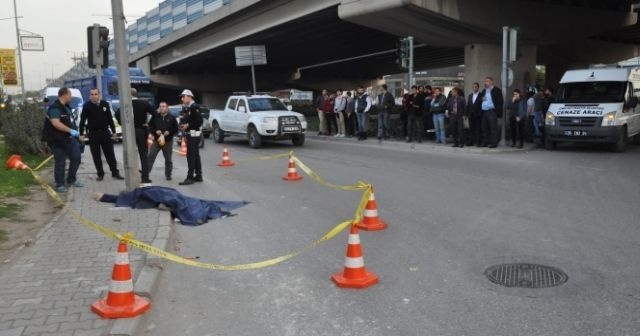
[{"left": 0, "top": 0, "right": 159, "bottom": 93}]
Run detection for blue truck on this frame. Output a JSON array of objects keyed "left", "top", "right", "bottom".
[{"left": 63, "top": 67, "right": 155, "bottom": 110}]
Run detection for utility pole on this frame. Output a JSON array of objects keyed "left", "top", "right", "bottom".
[
  {"left": 501, "top": 27, "right": 508, "bottom": 146},
  {"left": 111, "top": 0, "right": 139, "bottom": 190},
  {"left": 501, "top": 26, "right": 518, "bottom": 146},
  {"left": 12, "top": 0, "right": 25, "bottom": 99},
  {"left": 407, "top": 36, "right": 414, "bottom": 87}
]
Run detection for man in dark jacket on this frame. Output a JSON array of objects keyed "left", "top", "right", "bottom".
[
  {"left": 42, "top": 87, "right": 83, "bottom": 193},
  {"left": 377, "top": 84, "right": 394, "bottom": 142},
  {"left": 148, "top": 101, "right": 179, "bottom": 181},
  {"left": 478, "top": 76, "right": 504, "bottom": 148},
  {"left": 407, "top": 85, "right": 425, "bottom": 143},
  {"left": 466, "top": 82, "right": 482, "bottom": 146},
  {"left": 117, "top": 88, "right": 155, "bottom": 183},
  {"left": 79, "top": 88, "right": 123, "bottom": 181},
  {"left": 178, "top": 89, "right": 203, "bottom": 185}
]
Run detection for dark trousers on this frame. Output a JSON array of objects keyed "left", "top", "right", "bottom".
[
  {"left": 345, "top": 112, "right": 357, "bottom": 136},
  {"left": 88, "top": 130, "right": 119, "bottom": 177},
  {"left": 407, "top": 113, "right": 423, "bottom": 142},
  {"left": 469, "top": 113, "right": 482, "bottom": 145},
  {"left": 49, "top": 139, "right": 81, "bottom": 187},
  {"left": 450, "top": 115, "right": 465, "bottom": 146},
  {"left": 324, "top": 112, "right": 337, "bottom": 135},
  {"left": 510, "top": 117, "right": 525, "bottom": 146},
  {"left": 526, "top": 115, "right": 535, "bottom": 142},
  {"left": 481, "top": 109, "right": 498, "bottom": 146},
  {"left": 400, "top": 111, "right": 408, "bottom": 138},
  {"left": 186, "top": 135, "right": 202, "bottom": 179},
  {"left": 135, "top": 128, "right": 150, "bottom": 180},
  {"left": 148, "top": 139, "right": 173, "bottom": 179}
]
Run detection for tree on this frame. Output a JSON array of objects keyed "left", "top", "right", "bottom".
[{"left": 0, "top": 101, "right": 49, "bottom": 155}]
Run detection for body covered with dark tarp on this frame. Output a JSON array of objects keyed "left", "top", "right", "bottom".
[{"left": 103, "top": 186, "right": 247, "bottom": 226}]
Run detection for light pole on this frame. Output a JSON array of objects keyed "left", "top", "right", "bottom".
[{"left": 12, "top": 0, "right": 25, "bottom": 99}]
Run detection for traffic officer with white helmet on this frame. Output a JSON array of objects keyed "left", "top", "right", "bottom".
[{"left": 178, "top": 89, "right": 203, "bottom": 185}]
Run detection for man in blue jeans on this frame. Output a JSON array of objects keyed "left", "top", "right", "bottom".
[
  {"left": 42, "top": 87, "right": 83, "bottom": 193},
  {"left": 431, "top": 87, "right": 447, "bottom": 144}
]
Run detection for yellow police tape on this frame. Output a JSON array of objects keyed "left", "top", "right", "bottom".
[
  {"left": 25, "top": 152, "right": 374, "bottom": 270},
  {"left": 32, "top": 155, "right": 53, "bottom": 171}
]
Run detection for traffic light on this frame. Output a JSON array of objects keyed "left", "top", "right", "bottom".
[
  {"left": 87, "top": 25, "right": 109, "bottom": 69},
  {"left": 395, "top": 38, "right": 409, "bottom": 69}
]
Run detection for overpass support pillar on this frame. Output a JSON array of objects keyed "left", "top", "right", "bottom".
[{"left": 464, "top": 44, "right": 537, "bottom": 94}]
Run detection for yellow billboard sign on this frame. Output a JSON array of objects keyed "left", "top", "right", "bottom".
[{"left": 0, "top": 49, "right": 18, "bottom": 86}]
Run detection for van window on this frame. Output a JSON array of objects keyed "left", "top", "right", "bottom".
[{"left": 556, "top": 81, "right": 626, "bottom": 104}]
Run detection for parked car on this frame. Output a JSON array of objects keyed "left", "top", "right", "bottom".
[
  {"left": 209, "top": 94, "right": 307, "bottom": 148},
  {"left": 545, "top": 67, "right": 640, "bottom": 152}
]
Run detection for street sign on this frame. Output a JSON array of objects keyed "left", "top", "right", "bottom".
[
  {"left": 0, "top": 49, "right": 18, "bottom": 86},
  {"left": 234, "top": 45, "right": 267, "bottom": 93},
  {"left": 19, "top": 36, "right": 44, "bottom": 51},
  {"left": 234, "top": 45, "right": 267, "bottom": 67}
]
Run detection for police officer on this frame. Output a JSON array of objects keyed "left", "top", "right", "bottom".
[
  {"left": 178, "top": 89, "right": 203, "bottom": 185},
  {"left": 79, "top": 88, "right": 123, "bottom": 181},
  {"left": 42, "top": 87, "right": 83, "bottom": 193},
  {"left": 117, "top": 88, "right": 155, "bottom": 183}
]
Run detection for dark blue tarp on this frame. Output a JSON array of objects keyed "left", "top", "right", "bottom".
[{"left": 112, "top": 186, "right": 248, "bottom": 226}]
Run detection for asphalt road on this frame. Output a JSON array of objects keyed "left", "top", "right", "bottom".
[{"left": 142, "top": 136, "right": 640, "bottom": 336}]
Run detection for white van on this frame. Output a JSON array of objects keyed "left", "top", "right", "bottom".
[
  {"left": 44, "top": 87, "right": 84, "bottom": 128},
  {"left": 544, "top": 68, "right": 640, "bottom": 152}
]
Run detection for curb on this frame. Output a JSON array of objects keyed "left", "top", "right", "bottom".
[
  {"left": 108, "top": 210, "right": 173, "bottom": 336},
  {"left": 307, "top": 134, "right": 538, "bottom": 154}
]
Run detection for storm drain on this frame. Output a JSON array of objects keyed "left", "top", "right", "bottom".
[{"left": 485, "top": 263, "right": 568, "bottom": 288}]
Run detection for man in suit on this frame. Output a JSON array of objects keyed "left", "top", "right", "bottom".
[
  {"left": 377, "top": 84, "right": 394, "bottom": 142},
  {"left": 466, "top": 82, "right": 482, "bottom": 146},
  {"left": 478, "top": 77, "right": 504, "bottom": 148},
  {"left": 116, "top": 88, "right": 155, "bottom": 183}
]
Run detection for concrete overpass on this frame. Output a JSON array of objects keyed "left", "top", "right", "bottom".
[{"left": 129, "top": 0, "right": 639, "bottom": 105}]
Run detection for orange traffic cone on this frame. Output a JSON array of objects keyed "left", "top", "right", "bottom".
[
  {"left": 147, "top": 134, "right": 153, "bottom": 150},
  {"left": 91, "top": 241, "right": 150, "bottom": 318},
  {"left": 6, "top": 154, "right": 29, "bottom": 170},
  {"left": 282, "top": 155, "right": 303, "bottom": 181},
  {"left": 332, "top": 225, "right": 378, "bottom": 289},
  {"left": 356, "top": 188, "right": 388, "bottom": 231},
  {"left": 179, "top": 138, "right": 187, "bottom": 156},
  {"left": 217, "top": 145, "right": 235, "bottom": 167}
]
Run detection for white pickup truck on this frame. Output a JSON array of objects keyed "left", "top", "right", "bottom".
[{"left": 209, "top": 94, "right": 307, "bottom": 148}]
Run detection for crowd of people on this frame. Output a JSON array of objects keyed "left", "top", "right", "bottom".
[
  {"left": 313, "top": 76, "right": 554, "bottom": 148},
  {"left": 42, "top": 86, "right": 204, "bottom": 193},
  {"left": 42, "top": 78, "right": 555, "bottom": 192}
]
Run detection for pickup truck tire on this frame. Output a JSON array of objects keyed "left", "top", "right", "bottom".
[
  {"left": 633, "top": 132, "right": 640, "bottom": 145},
  {"left": 291, "top": 134, "right": 305, "bottom": 146},
  {"left": 248, "top": 125, "right": 262, "bottom": 148},
  {"left": 613, "top": 126, "right": 627, "bottom": 153},
  {"left": 544, "top": 136, "right": 556, "bottom": 150},
  {"left": 212, "top": 122, "right": 224, "bottom": 143}
]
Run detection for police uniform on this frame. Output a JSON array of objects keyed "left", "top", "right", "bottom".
[
  {"left": 42, "top": 99, "right": 82, "bottom": 190},
  {"left": 79, "top": 99, "right": 122, "bottom": 180},
  {"left": 178, "top": 97, "right": 203, "bottom": 185}
]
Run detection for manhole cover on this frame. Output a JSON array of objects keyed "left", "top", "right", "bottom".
[{"left": 485, "top": 263, "right": 568, "bottom": 288}]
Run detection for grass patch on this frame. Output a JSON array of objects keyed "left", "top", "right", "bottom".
[
  {"left": 0, "top": 138, "right": 49, "bottom": 198},
  {"left": 0, "top": 229, "right": 8, "bottom": 242}
]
